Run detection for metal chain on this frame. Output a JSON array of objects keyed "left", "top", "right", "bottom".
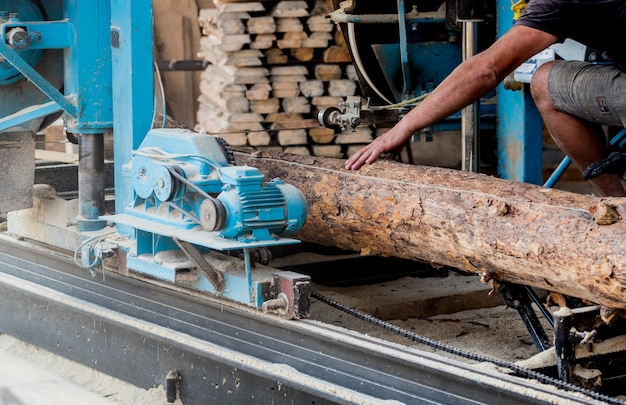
[{"left": 311, "top": 290, "right": 624, "bottom": 405}]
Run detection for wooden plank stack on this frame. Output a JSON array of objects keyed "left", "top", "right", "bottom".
[{"left": 196, "top": 0, "right": 373, "bottom": 158}]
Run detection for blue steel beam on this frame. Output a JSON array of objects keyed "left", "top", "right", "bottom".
[
  {"left": 110, "top": 0, "right": 154, "bottom": 216},
  {"left": 0, "top": 40, "right": 76, "bottom": 116},
  {"left": 496, "top": 1, "right": 543, "bottom": 184},
  {"left": 0, "top": 100, "right": 62, "bottom": 131},
  {"left": 64, "top": 0, "right": 112, "bottom": 133},
  {"left": 396, "top": 0, "right": 412, "bottom": 95},
  {"left": 1, "top": 20, "right": 72, "bottom": 49}
]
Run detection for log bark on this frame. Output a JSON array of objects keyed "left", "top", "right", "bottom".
[{"left": 234, "top": 150, "right": 626, "bottom": 310}]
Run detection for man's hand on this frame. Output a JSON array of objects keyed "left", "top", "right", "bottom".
[
  {"left": 344, "top": 127, "right": 408, "bottom": 170},
  {"left": 343, "top": 25, "right": 556, "bottom": 171}
]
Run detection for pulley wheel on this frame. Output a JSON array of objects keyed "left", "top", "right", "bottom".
[
  {"left": 199, "top": 197, "right": 227, "bottom": 232},
  {"left": 317, "top": 107, "right": 342, "bottom": 130},
  {"left": 0, "top": 0, "right": 45, "bottom": 85}
]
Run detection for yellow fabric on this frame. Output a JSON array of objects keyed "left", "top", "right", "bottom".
[{"left": 511, "top": 0, "right": 527, "bottom": 20}]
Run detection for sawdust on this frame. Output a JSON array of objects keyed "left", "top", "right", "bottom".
[
  {"left": 309, "top": 299, "right": 548, "bottom": 364},
  {"left": 274, "top": 250, "right": 552, "bottom": 365},
  {"left": 0, "top": 334, "right": 180, "bottom": 405}
]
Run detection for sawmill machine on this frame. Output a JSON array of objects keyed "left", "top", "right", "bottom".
[
  {"left": 0, "top": 0, "right": 310, "bottom": 318},
  {"left": 319, "top": 0, "right": 498, "bottom": 173},
  {"left": 2, "top": 0, "right": 626, "bottom": 398},
  {"left": 320, "top": 0, "right": 626, "bottom": 395}
]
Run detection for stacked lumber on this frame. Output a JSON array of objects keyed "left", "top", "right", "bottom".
[{"left": 196, "top": 0, "right": 372, "bottom": 158}]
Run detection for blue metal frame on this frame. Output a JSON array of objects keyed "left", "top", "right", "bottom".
[
  {"left": 0, "top": 1, "right": 114, "bottom": 132},
  {"left": 0, "top": 0, "right": 116, "bottom": 229},
  {"left": 396, "top": 0, "right": 411, "bottom": 95},
  {"left": 110, "top": 0, "right": 154, "bottom": 217},
  {"left": 496, "top": 1, "right": 543, "bottom": 184}
]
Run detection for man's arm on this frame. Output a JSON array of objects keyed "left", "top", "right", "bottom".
[{"left": 344, "top": 25, "right": 558, "bottom": 170}]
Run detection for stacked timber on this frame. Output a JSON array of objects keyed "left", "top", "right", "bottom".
[{"left": 196, "top": 0, "right": 371, "bottom": 158}]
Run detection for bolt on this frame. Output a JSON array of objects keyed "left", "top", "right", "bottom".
[
  {"left": 165, "top": 370, "right": 180, "bottom": 403},
  {"left": 261, "top": 293, "right": 289, "bottom": 315},
  {"left": 7, "top": 27, "right": 30, "bottom": 50}
]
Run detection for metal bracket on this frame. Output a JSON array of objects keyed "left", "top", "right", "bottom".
[
  {"left": 498, "top": 282, "right": 552, "bottom": 352},
  {"left": 173, "top": 238, "right": 225, "bottom": 292},
  {"left": 0, "top": 40, "right": 76, "bottom": 116}
]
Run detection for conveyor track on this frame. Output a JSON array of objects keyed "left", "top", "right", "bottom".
[{"left": 0, "top": 234, "right": 610, "bottom": 404}]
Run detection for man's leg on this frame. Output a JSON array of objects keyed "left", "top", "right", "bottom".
[{"left": 530, "top": 61, "right": 626, "bottom": 197}]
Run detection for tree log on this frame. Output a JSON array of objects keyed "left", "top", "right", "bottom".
[{"left": 234, "top": 150, "right": 626, "bottom": 310}]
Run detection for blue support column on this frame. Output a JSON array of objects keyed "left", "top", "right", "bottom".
[
  {"left": 110, "top": 0, "right": 154, "bottom": 217},
  {"left": 496, "top": 1, "right": 543, "bottom": 184},
  {"left": 64, "top": 0, "right": 113, "bottom": 133},
  {"left": 64, "top": 0, "right": 114, "bottom": 231}
]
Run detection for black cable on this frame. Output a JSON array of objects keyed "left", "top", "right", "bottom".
[{"left": 312, "top": 290, "right": 625, "bottom": 405}]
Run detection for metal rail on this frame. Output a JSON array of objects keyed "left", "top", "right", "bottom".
[{"left": 0, "top": 234, "right": 606, "bottom": 404}]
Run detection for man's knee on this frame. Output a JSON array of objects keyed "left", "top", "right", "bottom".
[{"left": 530, "top": 60, "right": 559, "bottom": 108}]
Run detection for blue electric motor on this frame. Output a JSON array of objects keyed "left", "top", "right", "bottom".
[{"left": 124, "top": 128, "right": 307, "bottom": 243}]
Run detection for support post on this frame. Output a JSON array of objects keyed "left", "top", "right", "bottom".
[
  {"left": 77, "top": 133, "right": 106, "bottom": 230},
  {"left": 64, "top": 0, "right": 114, "bottom": 231},
  {"left": 554, "top": 307, "right": 574, "bottom": 383},
  {"left": 110, "top": 0, "right": 154, "bottom": 218},
  {"left": 496, "top": 0, "right": 543, "bottom": 184},
  {"left": 461, "top": 20, "right": 479, "bottom": 173}
]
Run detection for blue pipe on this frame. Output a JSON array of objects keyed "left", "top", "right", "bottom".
[{"left": 543, "top": 156, "right": 571, "bottom": 188}]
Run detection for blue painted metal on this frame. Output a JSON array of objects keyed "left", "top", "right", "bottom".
[
  {"left": 119, "top": 128, "right": 307, "bottom": 241},
  {"left": 0, "top": 1, "right": 112, "bottom": 129},
  {"left": 1, "top": 20, "right": 72, "bottom": 50},
  {"left": 0, "top": 0, "right": 309, "bottom": 311},
  {"left": 0, "top": 2, "right": 44, "bottom": 85},
  {"left": 105, "top": 128, "right": 308, "bottom": 307},
  {"left": 107, "top": 213, "right": 302, "bottom": 307},
  {"left": 496, "top": 1, "right": 543, "bottom": 184},
  {"left": 0, "top": 0, "right": 113, "bottom": 231},
  {"left": 123, "top": 248, "right": 274, "bottom": 307},
  {"left": 0, "top": 100, "right": 61, "bottom": 131},
  {"left": 110, "top": 0, "right": 154, "bottom": 217},
  {"left": 373, "top": 42, "right": 462, "bottom": 102},
  {"left": 218, "top": 167, "right": 306, "bottom": 241},
  {"left": 243, "top": 248, "right": 253, "bottom": 303},
  {"left": 396, "top": 0, "right": 412, "bottom": 96},
  {"left": 543, "top": 157, "right": 571, "bottom": 188},
  {"left": 107, "top": 214, "right": 303, "bottom": 252},
  {"left": 63, "top": 0, "right": 112, "bottom": 134},
  {"left": 0, "top": 40, "right": 74, "bottom": 116}
]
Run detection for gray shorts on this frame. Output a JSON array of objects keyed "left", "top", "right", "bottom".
[{"left": 548, "top": 61, "right": 626, "bottom": 128}]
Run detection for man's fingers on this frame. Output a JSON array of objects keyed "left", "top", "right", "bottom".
[
  {"left": 365, "top": 148, "right": 380, "bottom": 164},
  {"left": 345, "top": 147, "right": 369, "bottom": 170},
  {"left": 345, "top": 143, "right": 385, "bottom": 170}
]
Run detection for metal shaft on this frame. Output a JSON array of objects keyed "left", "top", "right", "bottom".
[
  {"left": 78, "top": 132, "right": 106, "bottom": 231},
  {"left": 461, "top": 21, "right": 480, "bottom": 173}
]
